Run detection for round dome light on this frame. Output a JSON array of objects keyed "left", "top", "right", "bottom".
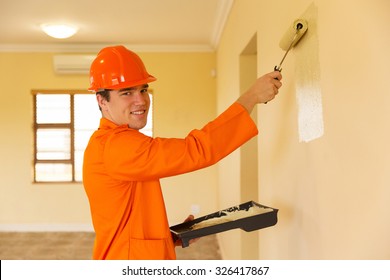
[{"left": 41, "top": 24, "right": 78, "bottom": 39}]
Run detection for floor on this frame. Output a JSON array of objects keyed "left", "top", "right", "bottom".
[{"left": 0, "top": 232, "right": 221, "bottom": 260}]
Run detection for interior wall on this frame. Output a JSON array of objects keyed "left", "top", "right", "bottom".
[
  {"left": 216, "top": 0, "right": 390, "bottom": 259},
  {"left": 239, "top": 35, "right": 259, "bottom": 260},
  {"left": 0, "top": 51, "right": 216, "bottom": 230}
]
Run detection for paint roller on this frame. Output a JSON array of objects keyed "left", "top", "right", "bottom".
[
  {"left": 265, "top": 19, "right": 307, "bottom": 104},
  {"left": 274, "top": 18, "right": 308, "bottom": 72}
]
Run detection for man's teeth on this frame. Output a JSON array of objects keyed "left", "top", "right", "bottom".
[{"left": 131, "top": 110, "right": 144, "bottom": 115}]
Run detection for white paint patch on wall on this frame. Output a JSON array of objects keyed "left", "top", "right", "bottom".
[
  {"left": 296, "top": 84, "right": 324, "bottom": 142},
  {"left": 295, "top": 3, "right": 324, "bottom": 142}
]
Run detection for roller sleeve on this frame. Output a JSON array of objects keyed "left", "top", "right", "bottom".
[{"left": 279, "top": 19, "right": 308, "bottom": 51}]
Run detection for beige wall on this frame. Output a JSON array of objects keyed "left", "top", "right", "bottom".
[
  {"left": 0, "top": 51, "right": 216, "bottom": 230},
  {"left": 217, "top": 0, "right": 390, "bottom": 259}
]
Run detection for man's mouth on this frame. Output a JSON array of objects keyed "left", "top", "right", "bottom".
[{"left": 131, "top": 110, "right": 146, "bottom": 115}]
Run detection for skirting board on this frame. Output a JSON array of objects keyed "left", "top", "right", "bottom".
[{"left": 0, "top": 223, "right": 94, "bottom": 232}]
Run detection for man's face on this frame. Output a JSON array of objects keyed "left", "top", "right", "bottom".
[{"left": 97, "top": 84, "right": 150, "bottom": 130}]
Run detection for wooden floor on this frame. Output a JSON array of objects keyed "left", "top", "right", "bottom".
[{"left": 0, "top": 232, "right": 221, "bottom": 260}]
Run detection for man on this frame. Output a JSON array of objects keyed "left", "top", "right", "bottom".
[{"left": 83, "top": 45, "right": 282, "bottom": 260}]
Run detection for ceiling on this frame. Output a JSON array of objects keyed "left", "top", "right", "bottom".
[{"left": 0, "top": 0, "right": 233, "bottom": 53}]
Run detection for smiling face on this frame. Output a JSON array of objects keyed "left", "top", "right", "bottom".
[{"left": 97, "top": 84, "right": 150, "bottom": 130}]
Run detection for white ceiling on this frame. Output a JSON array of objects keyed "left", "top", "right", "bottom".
[{"left": 0, "top": 0, "right": 233, "bottom": 52}]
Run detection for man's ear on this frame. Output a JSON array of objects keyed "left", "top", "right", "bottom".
[{"left": 96, "top": 94, "right": 107, "bottom": 111}]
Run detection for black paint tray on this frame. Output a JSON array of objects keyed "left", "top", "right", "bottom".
[{"left": 170, "top": 201, "right": 278, "bottom": 248}]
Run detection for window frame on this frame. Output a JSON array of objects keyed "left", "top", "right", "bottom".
[{"left": 32, "top": 89, "right": 92, "bottom": 183}]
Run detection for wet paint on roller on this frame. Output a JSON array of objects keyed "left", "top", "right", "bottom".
[
  {"left": 295, "top": 3, "right": 324, "bottom": 142},
  {"left": 279, "top": 19, "right": 308, "bottom": 51}
]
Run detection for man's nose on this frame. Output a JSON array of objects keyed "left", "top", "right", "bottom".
[{"left": 133, "top": 91, "right": 147, "bottom": 104}]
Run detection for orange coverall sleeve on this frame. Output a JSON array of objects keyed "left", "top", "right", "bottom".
[{"left": 103, "top": 102, "right": 258, "bottom": 181}]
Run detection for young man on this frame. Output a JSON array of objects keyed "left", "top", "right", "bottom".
[{"left": 83, "top": 45, "right": 282, "bottom": 260}]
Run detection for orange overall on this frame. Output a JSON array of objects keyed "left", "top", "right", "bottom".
[{"left": 83, "top": 102, "right": 258, "bottom": 259}]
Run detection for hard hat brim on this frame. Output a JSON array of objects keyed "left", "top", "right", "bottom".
[{"left": 89, "top": 75, "right": 156, "bottom": 91}]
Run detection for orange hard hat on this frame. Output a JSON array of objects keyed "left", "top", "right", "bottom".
[{"left": 89, "top": 45, "right": 156, "bottom": 91}]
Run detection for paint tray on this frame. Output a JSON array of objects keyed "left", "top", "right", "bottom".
[{"left": 170, "top": 201, "right": 278, "bottom": 248}]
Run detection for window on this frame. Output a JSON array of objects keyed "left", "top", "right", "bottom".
[{"left": 32, "top": 90, "right": 153, "bottom": 183}]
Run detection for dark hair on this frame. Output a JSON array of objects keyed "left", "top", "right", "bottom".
[{"left": 96, "top": 90, "right": 110, "bottom": 111}]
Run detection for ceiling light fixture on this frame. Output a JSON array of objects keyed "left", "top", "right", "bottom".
[{"left": 40, "top": 24, "right": 78, "bottom": 39}]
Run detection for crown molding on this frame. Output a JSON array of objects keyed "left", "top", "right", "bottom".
[
  {"left": 0, "top": 43, "right": 215, "bottom": 53},
  {"left": 210, "top": 0, "right": 234, "bottom": 48}
]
